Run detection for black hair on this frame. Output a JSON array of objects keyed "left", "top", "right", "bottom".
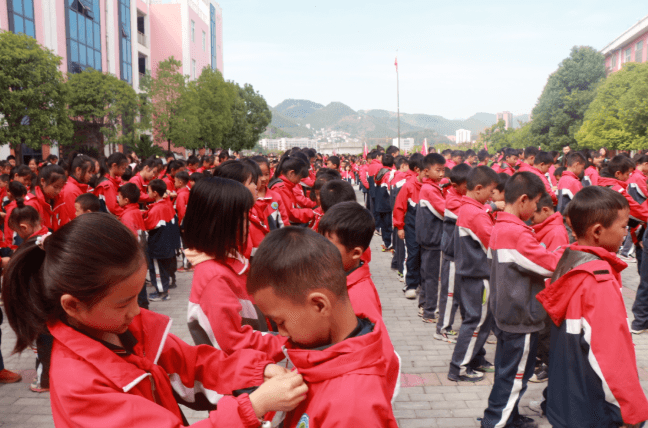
[
  {"left": 75, "top": 193, "right": 101, "bottom": 212},
  {"left": 36, "top": 164, "right": 66, "bottom": 190},
  {"left": 386, "top": 145, "right": 399, "bottom": 156},
  {"left": 214, "top": 159, "right": 259, "bottom": 185},
  {"left": 175, "top": 170, "right": 190, "bottom": 185},
  {"left": 636, "top": 155, "right": 648, "bottom": 165},
  {"left": 534, "top": 151, "right": 554, "bottom": 166},
  {"left": 318, "top": 200, "right": 375, "bottom": 254},
  {"left": 121, "top": 166, "right": 133, "bottom": 182},
  {"left": 535, "top": 193, "right": 553, "bottom": 212},
  {"left": 381, "top": 154, "right": 394, "bottom": 168},
  {"left": 218, "top": 150, "right": 230, "bottom": 162},
  {"left": 46, "top": 154, "right": 58, "bottom": 163},
  {"left": 165, "top": 160, "right": 185, "bottom": 176},
  {"left": 554, "top": 166, "right": 566, "bottom": 178},
  {"left": 408, "top": 153, "right": 424, "bottom": 171},
  {"left": 565, "top": 152, "right": 587, "bottom": 167},
  {"left": 240, "top": 158, "right": 263, "bottom": 184},
  {"left": 327, "top": 156, "right": 341, "bottom": 169},
  {"left": 67, "top": 151, "right": 96, "bottom": 182},
  {"left": 441, "top": 149, "right": 452, "bottom": 156},
  {"left": 7, "top": 155, "right": 15, "bottom": 161},
  {"left": 134, "top": 158, "right": 157, "bottom": 174},
  {"left": 118, "top": 182, "right": 140, "bottom": 204},
  {"left": 315, "top": 168, "right": 341, "bottom": 180},
  {"left": 602, "top": 155, "right": 635, "bottom": 178},
  {"left": 13, "top": 165, "right": 31, "bottom": 179},
  {"left": 566, "top": 186, "right": 629, "bottom": 238},
  {"left": 496, "top": 172, "right": 509, "bottom": 192},
  {"left": 449, "top": 163, "right": 471, "bottom": 185},
  {"left": 2, "top": 213, "right": 143, "bottom": 353},
  {"left": 190, "top": 172, "right": 205, "bottom": 183},
  {"left": 8, "top": 198, "right": 40, "bottom": 231},
  {"left": 8, "top": 181, "right": 27, "bottom": 199},
  {"left": 247, "top": 227, "right": 347, "bottom": 302},
  {"left": 99, "top": 152, "right": 128, "bottom": 177},
  {"left": 183, "top": 177, "right": 253, "bottom": 261},
  {"left": 466, "top": 165, "right": 500, "bottom": 191},
  {"left": 165, "top": 151, "right": 176, "bottom": 161},
  {"left": 504, "top": 171, "right": 546, "bottom": 205},
  {"left": 524, "top": 146, "right": 539, "bottom": 159},
  {"left": 201, "top": 155, "right": 215, "bottom": 166},
  {"left": 477, "top": 150, "right": 490, "bottom": 162},
  {"left": 422, "top": 153, "right": 446, "bottom": 168},
  {"left": 0, "top": 174, "right": 9, "bottom": 183},
  {"left": 451, "top": 150, "right": 464, "bottom": 159},
  {"left": 394, "top": 155, "right": 408, "bottom": 170},
  {"left": 251, "top": 156, "right": 270, "bottom": 170},
  {"left": 187, "top": 155, "right": 200, "bottom": 166},
  {"left": 320, "top": 180, "right": 356, "bottom": 213},
  {"left": 148, "top": 179, "right": 167, "bottom": 197},
  {"left": 273, "top": 154, "right": 309, "bottom": 180},
  {"left": 503, "top": 148, "right": 518, "bottom": 159}
]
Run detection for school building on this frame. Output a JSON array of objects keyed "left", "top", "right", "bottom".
[{"left": 601, "top": 13, "right": 648, "bottom": 75}]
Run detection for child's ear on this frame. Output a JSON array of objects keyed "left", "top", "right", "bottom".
[
  {"left": 60, "top": 294, "right": 83, "bottom": 319},
  {"left": 518, "top": 194, "right": 529, "bottom": 204},
  {"left": 19, "top": 223, "right": 29, "bottom": 234},
  {"left": 590, "top": 223, "right": 603, "bottom": 241},
  {"left": 307, "top": 291, "right": 332, "bottom": 316},
  {"left": 352, "top": 246, "right": 364, "bottom": 262}
]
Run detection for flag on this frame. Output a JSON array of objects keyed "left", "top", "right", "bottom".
[
  {"left": 421, "top": 138, "right": 428, "bottom": 155},
  {"left": 484, "top": 142, "right": 488, "bottom": 152},
  {"left": 403, "top": 147, "right": 408, "bottom": 155},
  {"left": 333, "top": 149, "right": 337, "bottom": 156},
  {"left": 394, "top": 57, "right": 398, "bottom": 71},
  {"left": 363, "top": 142, "right": 368, "bottom": 159}
]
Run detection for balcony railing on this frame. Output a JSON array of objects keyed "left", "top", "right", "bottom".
[{"left": 137, "top": 32, "right": 147, "bottom": 47}]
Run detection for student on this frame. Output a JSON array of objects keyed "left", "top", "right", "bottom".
[
  {"left": 582, "top": 149, "right": 603, "bottom": 186},
  {"left": 598, "top": 155, "right": 648, "bottom": 227},
  {"left": 319, "top": 179, "right": 356, "bottom": 213},
  {"left": 144, "top": 179, "right": 181, "bottom": 302},
  {"left": 129, "top": 158, "right": 158, "bottom": 205},
  {"left": 416, "top": 154, "right": 446, "bottom": 322},
  {"left": 436, "top": 163, "right": 471, "bottom": 343},
  {"left": 493, "top": 148, "right": 518, "bottom": 176},
  {"left": 3, "top": 181, "right": 31, "bottom": 249},
  {"left": 59, "top": 153, "right": 95, "bottom": 227},
  {"left": 393, "top": 153, "right": 425, "bottom": 299},
  {"left": 197, "top": 155, "right": 215, "bottom": 173},
  {"left": 186, "top": 155, "right": 200, "bottom": 174},
  {"left": 536, "top": 186, "right": 648, "bottom": 427},
  {"left": 1, "top": 213, "right": 307, "bottom": 427},
  {"left": 627, "top": 154, "right": 648, "bottom": 205},
  {"left": 94, "top": 152, "right": 128, "bottom": 216},
  {"left": 174, "top": 171, "right": 190, "bottom": 226},
  {"left": 250, "top": 156, "right": 289, "bottom": 230},
  {"left": 366, "top": 151, "right": 384, "bottom": 221},
  {"left": 477, "top": 149, "right": 491, "bottom": 167},
  {"left": 447, "top": 166, "right": 499, "bottom": 382},
  {"left": 162, "top": 160, "right": 186, "bottom": 197},
  {"left": 117, "top": 183, "right": 146, "bottom": 238},
  {"left": 318, "top": 201, "right": 402, "bottom": 402},
  {"left": 247, "top": 227, "right": 400, "bottom": 427},
  {"left": 481, "top": 172, "right": 559, "bottom": 428},
  {"left": 556, "top": 152, "right": 586, "bottom": 214},
  {"left": 325, "top": 155, "right": 341, "bottom": 171},
  {"left": 183, "top": 177, "right": 286, "bottom": 362},
  {"left": 269, "top": 155, "right": 314, "bottom": 226},
  {"left": 74, "top": 193, "right": 100, "bottom": 217},
  {"left": 519, "top": 151, "right": 557, "bottom": 205},
  {"left": 390, "top": 156, "right": 411, "bottom": 278},
  {"left": 189, "top": 172, "right": 206, "bottom": 189},
  {"left": 26, "top": 164, "right": 66, "bottom": 231},
  {"left": 375, "top": 154, "right": 395, "bottom": 251}
]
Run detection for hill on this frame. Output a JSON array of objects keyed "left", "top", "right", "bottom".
[{"left": 274, "top": 99, "right": 324, "bottom": 120}]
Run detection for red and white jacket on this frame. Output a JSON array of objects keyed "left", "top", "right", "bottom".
[
  {"left": 59, "top": 176, "right": 88, "bottom": 228},
  {"left": 519, "top": 163, "right": 557, "bottom": 205},
  {"left": 557, "top": 170, "right": 583, "bottom": 214},
  {"left": 129, "top": 173, "right": 154, "bottom": 205},
  {"left": 48, "top": 309, "right": 272, "bottom": 428},
  {"left": 26, "top": 186, "right": 63, "bottom": 231},
  {"left": 531, "top": 212, "right": 569, "bottom": 252},
  {"left": 255, "top": 188, "right": 289, "bottom": 231},
  {"left": 119, "top": 203, "right": 146, "bottom": 239},
  {"left": 582, "top": 165, "right": 599, "bottom": 187},
  {"left": 94, "top": 174, "right": 124, "bottom": 216},
  {"left": 174, "top": 187, "right": 190, "bottom": 225},
  {"left": 3, "top": 194, "right": 34, "bottom": 248},
  {"left": 248, "top": 205, "right": 270, "bottom": 257},
  {"left": 271, "top": 176, "right": 314, "bottom": 225},
  {"left": 598, "top": 176, "right": 648, "bottom": 225}
]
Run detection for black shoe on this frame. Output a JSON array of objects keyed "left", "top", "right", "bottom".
[
  {"left": 168, "top": 281, "right": 177, "bottom": 289},
  {"left": 472, "top": 361, "right": 495, "bottom": 373},
  {"left": 529, "top": 368, "right": 548, "bottom": 383},
  {"left": 448, "top": 368, "right": 484, "bottom": 382},
  {"left": 513, "top": 415, "right": 538, "bottom": 428}
]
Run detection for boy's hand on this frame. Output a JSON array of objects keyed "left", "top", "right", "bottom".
[
  {"left": 249, "top": 371, "right": 308, "bottom": 417},
  {"left": 398, "top": 229, "right": 405, "bottom": 240},
  {"left": 263, "top": 363, "right": 290, "bottom": 381},
  {"left": 494, "top": 201, "right": 505, "bottom": 211}
]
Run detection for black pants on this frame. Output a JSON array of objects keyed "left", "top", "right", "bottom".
[
  {"left": 391, "top": 230, "right": 405, "bottom": 273},
  {"left": 419, "top": 248, "right": 441, "bottom": 317},
  {"left": 481, "top": 329, "right": 539, "bottom": 428},
  {"left": 375, "top": 211, "right": 393, "bottom": 248},
  {"left": 404, "top": 225, "right": 421, "bottom": 291},
  {"left": 437, "top": 256, "right": 460, "bottom": 334},
  {"left": 632, "top": 248, "right": 648, "bottom": 331},
  {"left": 536, "top": 314, "right": 553, "bottom": 366}
]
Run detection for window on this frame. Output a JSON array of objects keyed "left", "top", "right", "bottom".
[
  {"left": 191, "top": 20, "right": 195, "bottom": 42},
  {"left": 625, "top": 48, "right": 632, "bottom": 63},
  {"left": 637, "top": 41, "right": 644, "bottom": 63},
  {"left": 611, "top": 54, "right": 617, "bottom": 70},
  {"left": 210, "top": 4, "right": 217, "bottom": 69},
  {"left": 118, "top": 0, "right": 132, "bottom": 83},
  {"left": 65, "top": 0, "right": 102, "bottom": 73},
  {"left": 202, "top": 31, "right": 206, "bottom": 51},
  {"left": 192, "top": 59, "right": 196, "bottom": 79},
  {"left": 8, "top": 0, "right": 36, "bottom": 38}
]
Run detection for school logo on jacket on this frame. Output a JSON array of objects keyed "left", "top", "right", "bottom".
[
  {"left": 297, "top": 414, "right": 309, "bottom": 428},
  {"left": 271, "top": 201, "right": 279, "bottom": 210}
]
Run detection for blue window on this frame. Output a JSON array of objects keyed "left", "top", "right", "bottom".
[
  {"left": 7, "top": 0, "right": 36, "bottom": 38},
  {"left": 66, "top": 0, "right": 102, "bottom": 73},
  {"left": 118, "top": 0, "right": 132, "bottom": 83},
  {"left": 210, "top": 4, "right": 217, "bottom": 69}
]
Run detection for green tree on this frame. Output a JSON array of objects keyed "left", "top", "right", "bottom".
[
  {"left": 0, "top": 32, "right": 72, "bottom": 164},
  {"left": 66, "top": 68, "right": 140, "bottom": 153},
  {"left": 224, "top": 82, "right": 272, "bottom": 151},
  {"left": 477, "top": 120, "right": 512, "bottom": 152},
  {"left": 148, "top": 57, "right": 187, "bottom": 152},
  {"left": 576, "top": 62, "right": 648, "bottom": 150},
  {"left": 132, "top": 134, "right": 164, "bottom": 159},
  {"left": 530, "top": 46, "right": 606, "bottom": 150}
]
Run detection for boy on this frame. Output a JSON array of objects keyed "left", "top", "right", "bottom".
[
  {"left": 375, "top": 154, "right": 395, "bottom": 251},
  {"left": 556, "top": 152, "right": 586, "bottom": 214},
  {"left": 477, "top": 149, "right": 491, "bottom": 167},
  {"left": 74, "top": 193, "right": 100, "bottom": 217},
  {"left": 174, "top": 170, "right": 190, "bottom": 226},
  {"left": 481, "top": 172, "right": 559, "bottom": 428},
  {"left": 367, "top": 151, "right": 383, "bottom": 221},
  {"left": 494, "top": 148, "right": 518, "bottom": 176},
  {"left": 393, "top": 153, "right": 425, "bottom": 299},
  {"left": 436, "top": 163, "right": 471, "bottom": 342},
  {"left": 247, "top": 227, "right": 399, "bottom": 427},
  {"left": 536, "top": 186, "right": 648, "bottom": 427},
  {"left": 519, "top": 151, "right": 557, "bottom": 205},
  {"left": 448, "top": 166, "right": 500, "bottom": 382},
  {"left": 144, "top": 179, "right": 181, "bottom": 302},
  {"left": 415, "top": 154, "right": 446, "bottom": 322},
  {"left": 325, "top": 155, "right": 341, "bottom": 171},
  {"left": 390, "top": 156, "right": 412, "bottom": 278},
  {"left": 582, "top": 149, "right": 603, "bottom": 187},
  {"left": 117, "top": 183, "right": 146, "bottom": 238},
  {"left": 186, "top": 155, "right": 200, "bottom": 174}
]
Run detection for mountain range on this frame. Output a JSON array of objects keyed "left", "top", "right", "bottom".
[{"left": 263, "top": 99, "right": 530, "bottom": 143}]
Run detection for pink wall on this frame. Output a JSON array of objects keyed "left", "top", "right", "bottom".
[
  {"left": 188, "top": 5, "right": 210, "bottom": 77},
  {"left": 136, "top": 0, "right": 147, "bottom": 14},
  {"left": 149, "top": 3, "right": 182, "bottom": 76},
  {"left": 0, "top": 0, "right": 8, "bottom": 32},
  {"left": 215, "top": 6, "right": 223, "bottom": 74},
  {"left": 57, "top": 0, "right": 68, "bottom": 73},
  {"left": 606, "top": 29, "right": 648, "bottom": 73}
]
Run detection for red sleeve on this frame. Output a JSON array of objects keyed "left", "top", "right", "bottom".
[
  {"left": 292, "top": 185, "right": 316, "bottom": 209},
  {"left": 470, "top": 211, "right": 494, "bottom": 249},
  {"left": 59, "top": 187, "right": 78, "bottom": 228},
  {"left": 392, "top": 183, "right": 410, "bottom": 230},
  {"left": 276, "top": 185, "right": 314, "bottom": 224},
  {"left": 516, "top": 230, "right": 560, "bottom": 276},
  {"left": 143, "top": 207, "right": 161, "bottom": 231},
  {"left": 129, "top": 176, "right": 153, "bottom": 204},
  {"left": 348, "top": 281, "right": 382, "bottom": 320},
  {"left": 275, "top": 195, "right": 290, "bottom": 227},
  {"left": 621, "top": 188, "right": 648, "bottom": 223},
  {"left": 544, "top": 228, "right": 569, "bottom": 252},
  {"left": 360, "top": 168, "right": 370, "bottom": 189},
  {"left": 176, "top": 193, "right": 188, "bottom": 224}
]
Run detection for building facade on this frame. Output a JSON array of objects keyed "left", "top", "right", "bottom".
[
  {"left": 601, "top": 14, "right": 648, "bottom": 74},
  {"left": 455, "top": 129, "right": 471, "bottom": 144},
  {"left": 496, "top": 111, "right": 513, "bottom": 130},
  {"left": 392, "top": 137, "right": 414, "bottom": 152},
  {"left": 259, "top": 138, "right": 319, "bottom": 153}
]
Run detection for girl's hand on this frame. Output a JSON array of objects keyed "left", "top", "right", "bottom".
[
  {"left": 249, "top": 371, "right": 308, "bottom": 418},
  {"left": 263, "top": 363, "right": 289, "bottom": 381}
]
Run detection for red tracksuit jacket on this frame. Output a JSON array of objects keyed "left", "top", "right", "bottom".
[
  {"left": 310, "top": 206, "right": 323, "bottom": 232},
  {"left": 48, "top": 309, "right": 272, "bottom": 428},
  {"left": 248, "top": 205, "right": 270, "bottom": 256},
  {"left": 392, "top": 176, "right": 424, "bottom": 231},
  {"left": 256, "top": 188, "right": 289, "bottom": 230},
  {"left": 94, "top": 174, "right": 124, "bottom": 216},
  {"left": 59, "top": 176, "right": 88, "bottom": 227},
  {"left": 598, "top": 176, "right": 648, "bottom": 224},
  {"left": 26, "top": 186, "right": 61, "bottom": 231},
  {"left": 272, "top": 176, "right": 314, "bottom": 225},
  {"left": 283, "top": 316, "right": 399, "bottom": 428},
  {"left": 119, "top": 203, "right": 146, "bottom": 238},
  {"left": 532, "top": 212, "right": 569, "bottom": 252},
  {"left": 4, "top": 194, "right": 34, "bottom": 248},
  {"left": 557, "top": 170, "right": 583, "bottom": 213},
  {"left": 359, "top": 164, "right": 370, "bottom": 189},
  {"left": 174, "top": 187, "right": 189, "bottom": 225},
  {"left": 519, "top": 163, "right": 557, "bottom": 205},
  {"left": 583, "top": 165, "right": 599, "bottom": 187},
  {"left": 187, "top": 252, "right": 286, "bottom": 362},
  {"left": 129, "top": 173, "right": 154, "bottom": 205}
]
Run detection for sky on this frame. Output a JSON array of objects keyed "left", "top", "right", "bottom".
[{"left": 218, "top": 0, "right": 647, "bottom": 119}]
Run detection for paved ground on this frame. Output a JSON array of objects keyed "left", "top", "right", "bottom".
[{"left": 1, "top": 195, "right": 648, "bottom": 427}]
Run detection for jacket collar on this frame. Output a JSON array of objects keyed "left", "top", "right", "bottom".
[
  {"left": 346, "top": 261, "right": 370, "bottom": 287},
  {"left": 531, "top": 212, "right": 563, "bottom": 236},
  {"left": 561, "top": 170, "right": 579, "bottom": 180},
  {"left": 597, "top": 176, "right": 627, "bottom": 189},
  {"left": 495, "top": 211, "right": 532, "bottom": 231},
  {"left": 68, "top": 176, "right": 89, "bottom": 193}
]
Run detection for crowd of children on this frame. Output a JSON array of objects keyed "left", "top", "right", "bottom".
[{"left": 0, "top": 144, "right": 646, "bottom": 427}]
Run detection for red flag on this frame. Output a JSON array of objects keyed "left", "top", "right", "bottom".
[
  {"left": 403, "top": 147, "right": 408, "bottom": 155},
  {"left": 333, "top": 149, "right": 337, "bottom": 156},
  {"left": 394, "top": 57, "right": 398, "bottom": 70},
  {"left": 421, "top": 138, "right": 428, "bottom": 155},
  {"left": 484, "top": 142, "right": 488, "bottom": 151},
  {"left": 363, "top": 142, "right": 368, "bottom": 159}
]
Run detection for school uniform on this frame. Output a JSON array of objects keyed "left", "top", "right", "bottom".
[
  {"left": 445, "top": 159, "right": 457, "bottom": 170},
  {"left": 162, "top": 174, "right": 176, "bottom": 195},
  {"left": 582, "top": 165, "right": 599, "bottom": 187},
  {"left": 248, "top": 206, "right": 270, "bottom": 257},
  {"left": 174, "top": 187, "right": 189, "bottom": 226},
  {"left": 518, "top": 163, "right": 557, "bottom": 205},
  {"left": 627, "top": 170, "right": 648, "bottom": 262},
  {"left": 416, "top": 181, "right": 445, "bottom": 319},
  {"left": 270, "top": 176, "right": 314, "bottom": 226},
  {"left": 3, "top": 194, "right": 35, "bottom": 249},
  {"left": 59, "top": 176, "right": 88, "bottom": 227},
  {"left": 256, "top": 188, "right": 289, "bottom": 231},
  {"left": 283, "top": 316, "right": 399, "bottom": 428},
  {"left": 448, "top": 196, "right": 494, "bottom": 379},
  {"left": 93, "top": 174, "right": 124, "bottom": 216},
  {"left": 129, "top": 173, "right": 154, "bottom": 205},
  {"left": 374, "top": 166, "right": 394, "bottom": 249},
  {"left": 437, "top": 186, "right": 462, "bottom": 336},
  {"left": 144, "top": 199, "right": 181, "bottom": 295},
  {"left": 367, "top": 159, "right": 383, "bottom": 220},
  {"left": 481, "top": 212, "right": 559, "bottom": 428},
  {"left": 26, "top": 186, "right": 61, "bottom": 231},
  {"left": 310, "top": 206, "right": 323, "bottom": 232},
  {"left": 119, "top": 203, "right": 146, "bottom": 238},
  {"left": 359, "top": 163, "right": 370, "bottom": 204},
  {"left": 556, "top": 170, "right": 583, "bottom": 214},
  {"left": 497, "top": 162, "right": 516, "bottom": 176},
  {"left": 186, "top": 250, "right": 286, "bottom": 362},
  {"left": 393, "top": 176, "right": 424, "bottom": 292},
  {"left": 48, "top": 309, "right": 272, "bottom": 428},
  {"left": 597, "top": 176, "right": 648, "bottom": 225},
  {"left": 389, "top": 170, "right": 411, "bottom": 273},
  {"left": 537, "top": 245, "right": 648, "bottom": 428}
]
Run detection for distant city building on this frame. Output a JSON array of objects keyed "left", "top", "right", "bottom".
[
  {"left": 392, "top": 138, "right": 414, "bottom": 151},
  {"left": 319, "top": 142, "right": 363, "bottom": 156},
  {"left": 259, "top": 138, "right": 319, "bottom": 152},
  {"left": 496, "top": 111, "right": 513, "bottom": 130},
  {"left": 601, "top": 14, "right": 648, "bottom": 75},
  {"left": 455, "top": 129, "right": 471, "bottom": 144}
]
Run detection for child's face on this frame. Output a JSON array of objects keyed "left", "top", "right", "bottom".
[
  {"left": 535, "top": 163, "right": 550, "bottom": 174},
  {"left": 615, "top": 168, "right": 633, "bottom": 182},
  {"left": 16, "top": 175, "right": 31, "bottom": 188},
  {"left": 117, "top": 193, "right": 128, "bottom": 207},
  {"left": 570, "top": 162, "right": 585, "bottom": 178},
  {"left": 451, "top": 155, "right": 463, "bottom": 164},
  {"left": 0, "top": 180, "right": 7, "bottom": 189},
  {"left": 530, "top": 206, "right": 554, "bottom": 226},
  {"left": 592, "top": 156, "right": 603, "bottom": 167},
  {"left": 637, "top": 162, "right": 648, "bottom": 175},
  {"left": 42, "top": 177, "right": 66, "bottom": 199},
  {"left": 258, "top": 163, "right": 270, "bottom": 190},
  {"left": 518, "top": 194, "right": 542, "bottom": 222},
  {"left": 491, "top": 188, "right": 505, "bottom": 203},
  {"left": 505, "top": 155, "right": 519, "bottom": 165},
  {"left": 325, "top": 161, "right": 337, "bottom": 170},
  {"left": 148, "top": 187, "right": 158, "bottom": 200},
  {"left": 14, "top": 221, "right": 41, "bottom": 240},
  {"left": 453, "top": 182, "right": 468, "bottom": 196},
  {"left": 595, "top": 208, "right": 629, "bottom": 253},
  {"left": 424, "top": 163, "right": 445, "bottom": 182},
  {"left": 472, "top": 182, "right": 497, "bottom": 204},
  {"left": 174, "top": 177, "right": 184, "bottom": 189},
  {"left": 74, "top": 202, "right": 87, "bottom": 217},
  {"left": 243, "top": 176, "right": 258, "bottom": 200},
  {"left": 399, "top": 163, "right": 409, "bottom": 172},
  {"left": 325, "top": 232, "right": 362, "bottom": 271}
]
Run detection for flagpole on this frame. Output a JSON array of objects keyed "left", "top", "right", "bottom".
[{"left": 396, "top": 56, "right": 400, "bottom": 150}]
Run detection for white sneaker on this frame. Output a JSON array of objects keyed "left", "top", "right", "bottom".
[
  {"left": 631, "top": 328, "right": 647, "bottom": 334},
  {"left": 528, "top": 400, "right": 543, "bottom": 415},
  {"left": 404, "top": 289, "right": 417, "bottom": 299}
]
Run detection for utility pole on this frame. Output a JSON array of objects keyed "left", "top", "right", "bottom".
[{"left": 395, "top": 55, "right": 400, "bottom": 149}]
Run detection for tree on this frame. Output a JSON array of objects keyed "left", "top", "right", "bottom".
[
  {"left": 223, "top": 82, "right": 272, "bottom": 151},
  {"left": 530, "top": 46, "right": 606, "bottom": 150},
  {"left": 148, "top": 57, "right": 187, "bottom": 152},
  {"left": 576, "top": 62, "right": 648, "bottom": 150},
  {"left": 132, "top": 134, "right": 164, "bottom": 159},
  {"left": 66, "top": 68, "right": 140, "bottom": 154},
  {"left": 0, "top": 32, "right": 72, "bottom": 164}
]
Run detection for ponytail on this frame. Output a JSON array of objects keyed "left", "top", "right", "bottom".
[
  {"left": 99, "top": 152, "right": 128, "bottom": 177},
  {"left": 8, "top": 198, "right": 40, "bottom": 231},
  {"left": 67, "top": 151, "right": 96, "bottom": 181},
  {"left": 272, "top": 153, "right": 309, "bottom": 180}
]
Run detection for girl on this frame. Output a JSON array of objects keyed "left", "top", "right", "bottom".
[
  {"left": 2, "top": 214, "right": 307, "bottom": 427},
  {"left": 268, "top": 155, "right": 314, "bottom": 226},
  {"left": 59, "top": 152, "right": 96, "bottom": 227},
  {"left": 250, "top": 156, "right": 289, "bottom": 230},
  {"left": 183, "top": 178, "right": 286, "bottom": 363},
  {"left": 162, "top": 160, "right": 186, "bottom": 197},
  {"left": 26, "top": 164, "right": 66, "bottom": 231},
  {"left": 197, "top": 155, "right": 215, "bottom": 173},
  {"left": 94, "top": 152, "right": 128, "bottom": 216},
  {"left": 3, "top": 181, "right": 30, "bottom": 249},
  {"left": 129, "top": 158, "right": 158, "bottom": 205},
  {"left": 28, "top": 158, "right": 38, "bottom": 174}
]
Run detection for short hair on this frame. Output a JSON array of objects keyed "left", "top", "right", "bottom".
[
  {"left": 422, "top": 153, "right": 446, "bottom": 168},
  {"left": 327, "top": 156, "right": 340, "bottom": 168},
  {"left": 320, "top": 180, "right": 356, "bottom": 213},
  {"left": 8, "top": 198, "right": 40, "bottom": 230},
  {"left": 14, "top": 165, "right": 31, "bottom": 178},
  {"left": 0, "top": 174, "right": 9, "bottom": 183},
  {"left": 504, "top": 172, "right": 546, "bottom": 204},
  {"left": 175, "top": 170, "right": 190, "bottom": 185},
  {"left": 190, "top": 172, "right": 206, "bottom": 183},
  {"left": 524, "top": 146, "right": 539, "bottom": 159},
  {"left": 315, "top": 168, "right": 341, "bottom": 180},
  {"left": 75, "top": 193, "right": 100, "bottom": 212},
  {"left": 318, "top": 201, "right": 374, "bottom": 251},
  {"left": 247, "top": 227, "right": 347, "bottom": 302},
  {"left": 386, "top": 145, "right": 400, "bottom": 156},
  {"left": 394, "top": 156, "right": 408, "bottom": 170},
  {"left": 466, "top": 165, "right": 499, "bottom": 191},
  {"left": 441, "top": 149, "right": 452, "bottom": 156},
  {"left": 534, "top": 151, "right": 554, "bottom": 166},
  {"left": 565, "top": 152, "right": 587, "bottom": 167},
  {"left": 496, "top": 172, "right": 509, "bottom": 192},
  {"left": 7, "top": 181, "right": 27, "bottom": 199},
  {"left": 636, "top": 155, "right": 648, "bottom": 165},
  {"left": 187, "top": 155, "right": 200, "bottom": 166},
  {"left": 118, "top": 183, "right": 140, "bottom": 204},
  {"left": 148, "top": 179, "right": 167, "bottom": 197},
  {"left": 554, "top": 166, "right": 566, "bottom": 178},
  {"left": 477, "top": 149, "right": 490, "bottom": 162},
  {"left": 605, "top": 155, "right": 635, "bottom": 176},
  {"left": 451, "top": 150, "right": 464, "bottom": 159},
  {"left": 503, "top": 147, "right": 518, "bottom": 158},
  {"left": 449, "top": 163, "right": 471, "bottom": 185},
  {"left": 408, "top": 153, "right": 424, "bottom": 171},
  {"left": 382, "top": 154, "right": 394, "bottom": 168},
  {"left": 566, "top": 186, "right": 628, "bottom": 238},
  {"left": 535, "top": 193, "right": 554, "bottom": 212}
]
